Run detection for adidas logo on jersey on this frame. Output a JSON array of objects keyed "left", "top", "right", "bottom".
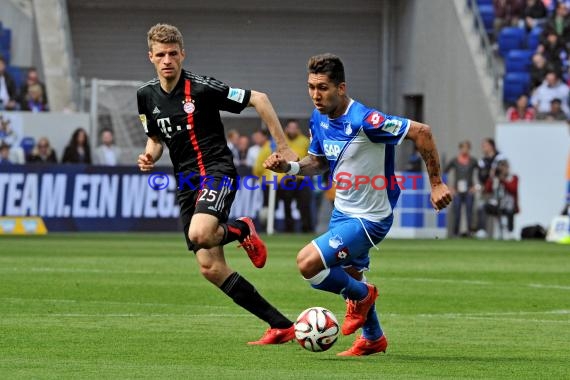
[{"left": 152, "top": 106, "right": 161, "bottom": 114}]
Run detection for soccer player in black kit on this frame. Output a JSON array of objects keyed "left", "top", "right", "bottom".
[{"left": 137, "top": 23, "right": 297, "bottom": 344}]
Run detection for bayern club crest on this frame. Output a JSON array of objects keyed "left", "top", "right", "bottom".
[{"left": 183, "top": 101, "right": 195, "bottom": 114}]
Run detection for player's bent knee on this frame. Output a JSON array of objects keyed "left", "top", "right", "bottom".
[
  {"left": 188, "top": 228, "right": 217, "bottom": 249},
  {"left": 297, "top": 245, "right": 325, "bottom": 278}
]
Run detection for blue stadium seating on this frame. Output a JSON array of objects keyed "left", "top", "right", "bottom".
[
  {"left": 6, "top": 66, "right": 24, "bottom": 88},
  {"left": 477, "top": 0, "right": 493, "bottom": 6},
  {"left": 20, "top": 137, "right": 36, "bottom": 155},
  {"left": 503, "top": 72, "right": 531, "bottom": 105},
  {"left": 498, "top": 27, "right": 526, "bottom": 57},
  {"left": 0, "top": 50, "right": 10, "bottom": 65},
  {"left": 505, "top": 49, "right": 534, "bottom": 73},
  {"left": 527, "top": 26, "right": 543, "bottom": 51},
  {"left": 0, "top": 28, "right": 11, "bottom": 50},
  {"left": 478, "top": 5, "right": 495, "bottom": 36}
]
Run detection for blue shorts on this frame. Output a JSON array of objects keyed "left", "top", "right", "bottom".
[{"left": 312, "top": 208, "right": 393, "bottom": 271}]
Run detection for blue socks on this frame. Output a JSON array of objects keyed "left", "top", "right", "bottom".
[
  {"left": 306, "top": 267, "right": 383, "bottom": 341},
  {"left": 362, "top": 304, "right": 383, "bottom": 341},
  {"left": 307, "top": 266, "right": 368, "bottom": 300}
]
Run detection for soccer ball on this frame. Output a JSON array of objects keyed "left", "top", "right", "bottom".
[{"left": 294, "top": 307, "right": 340, "bottom": 352}]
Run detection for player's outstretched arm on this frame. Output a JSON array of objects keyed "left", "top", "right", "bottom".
[
  {"left": 248, "top": 90, "right": 298, "bottom": 163},
  {"left": 264, "top": 153, "right": 328, "bottom": 176},
  {"left": 405, "top": 121, "right": 452, "bottom": 211},
  {"left": 137, "top": 136, "right": 163, "bottom": 172}
]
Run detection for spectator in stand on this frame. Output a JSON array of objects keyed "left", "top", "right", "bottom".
[
  {"left": 536, "top": 97, "right": 569, "bottom": 119},
  {"left": 506, "top": 94, "right": 536, "bottom": 120},
  {"left": 444, "top": 140, "right": 479, "bottom": 237},
  {"left": 226, "top": 129, "right": 240, "bottom": 166},
  {"left": 62, "top": 127, "right": 92, "bottom": 164},
  {"left": 530, "top": 53, "right": 549, "bottom": 89},
  {"left": 543, "top": 2, "right": 570, "bottom": 47},
  {"left": 521, "top": 0, "right": 548, "bottom": 30},
  {"left": 253, "top": 119, "right": 312, "bottom": 233},
  {"left": 530, "top": 70, "right": 570, "bottom": 116},
  {"left": 536, "top": 31, "right": 568, "bottom": 72},
  {"left": 278, "top": 119, "right": 313, "bottom": 232},
  {"left": 26, "top": 137, "right": 57, "bottom": 164},
  {"left": 19, "top": 67, "right": 48, "bottom": 109},
  {"left": 484, "top": 159, "right": 520, "bottom": 239},
  {"left": 0, "top": 56, "right": 18, "bottom": 111},
  {"left": 19, "top": 83, "right": 48, "bottom": 112},
  {"left": 0, "top": 141, "right": 12, "bottom": 165},
  {"left": 235, "top": 135, "right": 251, "bottom": 176},
  {"left": 246, "top": 129, "right": 268, "bottom": 168},
  {"left": 93, "top": 128, "right": 121, "bottom": 166},
  {"left": 494, "top": 0, "right": 525, "bottom": 35}
]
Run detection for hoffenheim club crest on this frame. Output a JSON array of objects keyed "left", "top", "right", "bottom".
[{"left": 329, "top": 234, "right": 344, "bottom": 249}]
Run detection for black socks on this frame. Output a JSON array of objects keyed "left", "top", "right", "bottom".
[
  {"left": 220, "top": 220, "right": 249, "bottom": 245},
  {"left": 220, "top": 272, "right": 292, "bottom": 329}
]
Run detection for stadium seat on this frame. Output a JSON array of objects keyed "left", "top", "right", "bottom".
[
  {"left": 0, "top": 50, "right": 10, "bottom": 65},
  {"left": 503, "top": 72, "right": 531, "bottom": 105},
  {"left": 498, "top": 27, "right": 526, "bottom": 57},
  {"left": 527, "top": 26, "right": 543, "bottom": 51},
  {"left": 477, "top": 0, "right": 493, "bottom": 6},
  {"left": 20, "top": 137, "right": 35, "bottom": 155},
  {"left": 6, "top": 66, "right": 24, "bottom": 89},
  {"left": 478, "top": 5, "right": 495, "bottom": 36},
  {"left": 0, "top": 28, "right": 11, "bottom": 50},
  {"left": 505, "top": 49, "right": 534, "bottom": 73}
]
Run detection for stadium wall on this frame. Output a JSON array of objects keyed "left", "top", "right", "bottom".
[
  {"left": 390, "top": 0, "right": 496, "bottom": 161},
  {"left": 496, "top": 123, "right": 569, "bottom": 238},
  {"left": 67, "top": 0, "right": 386, "bottom": 119}
]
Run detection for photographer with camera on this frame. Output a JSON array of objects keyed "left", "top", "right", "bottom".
[{"left": 484, "top": 159, "right": 520, "bottom": 240}]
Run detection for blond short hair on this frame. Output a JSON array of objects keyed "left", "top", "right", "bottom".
[{"left": 147, "top": 23, "right": 184, "bottom": 51}]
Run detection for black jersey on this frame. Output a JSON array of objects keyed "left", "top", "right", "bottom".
[{"left": 137, "top": 69, "right": 251, "bottom": 176}]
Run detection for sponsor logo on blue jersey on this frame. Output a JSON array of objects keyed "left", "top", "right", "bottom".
[{"left": 323, "top": 140, "right": 346, "bottom": 161}]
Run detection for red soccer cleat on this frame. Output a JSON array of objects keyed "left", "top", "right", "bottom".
[
  {"left": 337, "top": 335, "right": 388, "bottom": 356},
  {"left": 341, "top": 283, "right": 379, "bottom": 336},
  {"left": 236, "top": 217, "right": 267, "bottom": 268},
  {"left": 247, "top": 325, "right": 296, "bottom": 345}
]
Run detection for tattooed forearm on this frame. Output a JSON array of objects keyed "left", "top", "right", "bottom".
[{"left": 406, "top": 122, "right": 443, "bottom": 186}]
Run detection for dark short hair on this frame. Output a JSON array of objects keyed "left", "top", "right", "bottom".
[
  {"left": 258, "top": 128, "right": 270, "bottom": 138},
  {"left": 307, "top": 53, "right": 345, "bottom": 85},
  {"left": 459, "top": 140, "right": 471, "bottom": 149},
  {"left": 484, "top": 137, "right": 496, "bottom": 151},
  {"left": 285, "top": 119, "right": 300, "bottom": 126},
  {"left": 551, "top": 98, "right": 562, "bottom": 104}
]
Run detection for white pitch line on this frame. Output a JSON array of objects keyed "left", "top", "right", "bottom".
[
  {"left": 9, "top": 313, "right": 253, "bottom": 318},
  {"left": 388, "top": 277, "right": 570, "bottom": 291},
  {"left": 442, "top": 316, "right": 570, "bottom": 324},
  {"left": 0, "top": 297, "right": 237, "bottom": 309},
  {"left": 388, "top": 277, "right": 493, "bottom": 285},
  {"left": 528, "top": 284, "right": 570, "bottom": 291},
  {"left": 413, "top": 310, "right": 570, "bottom": 318},
  {"left": 0, "top": 267, "right": 165, "bottom": 275}
]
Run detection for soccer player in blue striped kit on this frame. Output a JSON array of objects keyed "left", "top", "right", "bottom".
[{"left": 265, "top": 54, "right": 452, "bottom": 356}]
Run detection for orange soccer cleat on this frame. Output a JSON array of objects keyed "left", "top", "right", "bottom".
[
  {"left": 247, "top": 325, "right": 296, "bottom": 345},
  {"left": 341, "top": 283, "right": 379, "bottom": 336},
  {"left": 337, "top": 335, "right": 388, "bottom": 356},
  {"left": 236, "top": 217, "right": 267, "bottom": 268}
]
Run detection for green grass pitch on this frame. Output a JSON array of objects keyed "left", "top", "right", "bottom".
[{"left": 1, "top": 234, "right": 569, "bottom": 379}]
